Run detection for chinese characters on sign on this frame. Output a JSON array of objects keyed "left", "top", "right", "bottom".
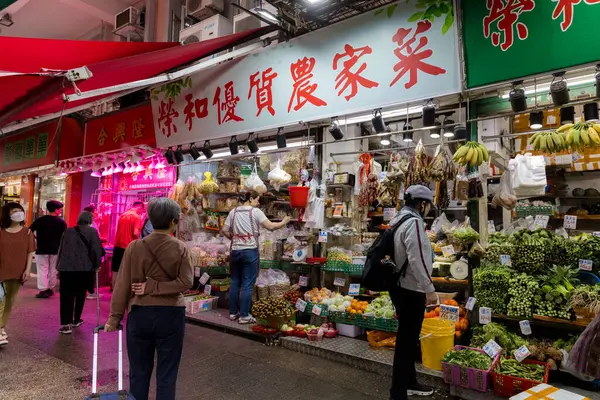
[
  {"left": 483, "top": 0, "right": 534, "bottom": 51},
  {"left": 3, "top": 132, "right": 49, "bottom": 167},
  {"left": 151, "top": 4, "right": 460, "bottom": 147},
  {"left": 117, "top": 161, "right": 175, "bottom": 191},
  {"left": 552, "top": 0, "right": 600, "bottom": 32}
]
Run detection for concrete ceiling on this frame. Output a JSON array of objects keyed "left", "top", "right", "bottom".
[{"left": 0, "top": 0, "right": 142, "bottom": 40}]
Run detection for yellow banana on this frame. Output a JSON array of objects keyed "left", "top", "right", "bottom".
[
  {"left": 547, "top": 134, "right": 555, "bottom": 152},
  {"left": 589, "top": 128, "right": 600, "bottom": 145},
  {"left": 581, "top": 127, "right": 591, "bottom": 146},
  {"left": 593, "top": 124, "right": 600, "bottom": 134},
  {"left": 529, "top": 133, "right": 540, "bottom": 144},
  {"left": 476, "top": 148, "right": 483, "bottom": 165},
  {"left": 469, "top": 147, "right": 478, "bottom": 166},
  {"left": 465, "top": 147, "right": 474, "bottom": 163},
  {"left": 566, "top": 129, "right": 574, "bottom": 145},
  {"left": 539, "top": 135, "right": 547, "bottom": 151},
  {"left": 573, "top": 127, "right": 581, "bottom": 148},
  {"left": 557, "top": 123, "right": 574, "bottom": 133},
  {"left": 480, "top": 144, "right": 489, "bottom": 161},
  {"left": 453, "top": 145, "right": 468, "bottom": 160},
  {"left": 588, "top": 127, "right": 598, "bottom": 147}
]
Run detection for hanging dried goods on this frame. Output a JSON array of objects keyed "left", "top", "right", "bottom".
[
  {"left": 429, "top": 147, "right": 455, "bottom": 181},
  {"left": 452, "top": 141, "right": 489, "bottom": 168},
  {"left": 408, "top": 140, "right": 430, "bottom": 185}
]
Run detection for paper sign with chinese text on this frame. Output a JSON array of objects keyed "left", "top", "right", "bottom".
[
  {"left": 85, "top": 104, "right": 157, "bottom": 156},
  {"left": 151, "top": 3, "right": 460, "bottom": 147}
]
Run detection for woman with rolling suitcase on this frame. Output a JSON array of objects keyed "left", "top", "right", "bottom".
[{"left": 105, "top": 197, "right": 193, "bottom": 400}]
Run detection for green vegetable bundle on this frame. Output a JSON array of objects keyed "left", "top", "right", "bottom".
[
  {"left": 507, "top": 273, "right": 539, "bottom": 318},
  {"left": 482, "top": 242, "right": 515, "bottom": 266},
  {"left": 495, "top": 358, "right": 546, "bottom": 382},
  {"left": 570, "top": 233, "right": 600, "bottom": 273},
  {"left": 473, "top": 265, "right": 512, "bottom": 314},
  {"left": 452, "top": 227, "right": 480, "bottom": 244},
  {"left": 509, "top": 230, "right": 550, "bottom": 274},
  {"left": 533, "top": 265, "right": 578, "bottom": 319},
  {"left": 470, "top": 323, "right": 528, "bottom": 353},
  {"left": 441, "top": 349, "right": 492, "bottom": 370}
]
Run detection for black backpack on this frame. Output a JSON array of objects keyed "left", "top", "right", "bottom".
[{"left": 362, "top": 214, "right": 415, "bottom": 291}]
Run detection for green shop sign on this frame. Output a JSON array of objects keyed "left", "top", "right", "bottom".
[{"left": 462, "top": 0, "right": 600, "bottom": 88}]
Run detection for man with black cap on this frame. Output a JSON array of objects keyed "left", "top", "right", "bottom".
[{"left": 388, "top": 184, "right": 437, "bottom": 400}]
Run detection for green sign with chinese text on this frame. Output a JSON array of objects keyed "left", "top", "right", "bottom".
[{"left": 462, "top": 1, "right": 600, "bottom": 88}]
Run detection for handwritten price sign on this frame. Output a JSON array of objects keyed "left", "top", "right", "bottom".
[{"left": 564, "top": 215, "right": 577, "bottom": 230}]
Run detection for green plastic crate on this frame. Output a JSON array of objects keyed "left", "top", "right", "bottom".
[
  {"left": 329, "top": 311, "right": 357, "bottom": 325},
  {"left": 348, "top": 264, "right": 364, "bottom": 277},
  {"left": 260, "top": 260, "right": 281, "bottom": 269},
  {"left": 282, "top": 262, "right": 312, "bottom": 274},
  {"left": 323, "top": 261, "right": 351, "bottom": 273},
  {"left": 304, "top": 301, "right": 328, "bottom": 317}
]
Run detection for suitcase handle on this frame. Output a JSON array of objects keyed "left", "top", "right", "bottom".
[{"left": 91, "top": 324, "right": 124, "bottom": 396}]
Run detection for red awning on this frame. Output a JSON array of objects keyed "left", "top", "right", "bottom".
[{"left": 0, "top": 27, "right": 274, "bottom": 128}]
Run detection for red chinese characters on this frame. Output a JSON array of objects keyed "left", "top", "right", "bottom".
[
  {"left": 288, "top": 57, "right": 328, "bottom": 113},
  {"left": 483, "top": 0, "right": 535, "bottom": 51},
  {"left": 157, "top": 98, "right": 179, "bottom": 138},
  {"left": 333, "top": 44, "right": 379, "bottom": 101},
  {"left": 552, "top": 0, "right": 600, "bottom": 32},
  {"left": 183, "top": 94, "right": 208, "bottom": 130},
  {"left": 248, "top": 68, "right": 279, "bottom": 117},
  {"left": 389, "top": 21, "right": 446, "bottom": 89},
  {"left": 213, "top": 81, "right": 244, "bottom": 125}
]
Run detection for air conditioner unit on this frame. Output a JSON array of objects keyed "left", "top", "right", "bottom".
[
  {"left": 114, "top": 6, "right": 143, "bottom": 36},
  {"left": 186, "top": 0, "right": 224, "bottom": 21},
  {"left": 180, "top": 14, "right": 232, "bottom": 46}
]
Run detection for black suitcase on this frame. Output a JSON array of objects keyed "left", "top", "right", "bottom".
[{"left": 85, "top": 270, "right": 135, "bottom": 399}]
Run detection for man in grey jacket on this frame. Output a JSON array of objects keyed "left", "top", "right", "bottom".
[{"left": 389, "top": 184, "right": 437, "bottom": 400}]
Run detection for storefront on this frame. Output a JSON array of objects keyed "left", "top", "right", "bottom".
[{"left": 0, "top": 117, "right": 83, "bottom": 224}]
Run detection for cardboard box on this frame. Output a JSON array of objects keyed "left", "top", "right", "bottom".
[{"left": 510, "top": 383, "right": 592, "bottom": 400}]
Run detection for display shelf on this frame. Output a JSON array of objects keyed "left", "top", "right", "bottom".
[
  {"left": 492, "top": 314, "right": 586, "bottom": 331},
  {"left": 432, "top": 277, "right": 469, "bottom": 288},
  {"left": 197, "top": 266, "right": 229, "bottom": 276},
  {"left": 367, "top": 212, "right": 384, "bottom": 217},
  {"left": 326, "top": 184, "right": 354, "bottom": 188},
  {"left": 551, "top": 215, "right": 600, "bottom": 220},
  {"left": 216, "top": 176, "right": 240, "bottom": 181}
]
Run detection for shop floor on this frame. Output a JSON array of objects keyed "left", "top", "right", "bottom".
[{"left": 186, "top": 308, "right": 259, "bottom": 337}]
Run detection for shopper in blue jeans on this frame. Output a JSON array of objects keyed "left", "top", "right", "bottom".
[{"left": 222, "top": 191, "right": 290, "bottom": 324}]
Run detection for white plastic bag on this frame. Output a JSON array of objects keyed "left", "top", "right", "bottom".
[
  {"left": 509, "top": 154, "right": 546, "bottom": 196},
  {"left": 491, "top": 170, "right": 518, "bottom": 210},
  {"left": 267, "top": 158, "right": 291, "bottom": 191},
  {"left": 244, "top": 163, "right": 267, "bottom": 194}
]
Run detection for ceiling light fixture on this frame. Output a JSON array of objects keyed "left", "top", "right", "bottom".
[
  {"left": 584, "top": 102, "right": 599, "bottom": 122},
  {"left": 229, "top": 136, "right": 239, "bottom": 155},
  {"left": 247, "top": 133, "right": 259, "bottom": 153},
  {"left": 372, "top": 109, "right": 387, "bottom": 133},
  {"left": 135, "top": 162, "right": 144, "bottom": 173},
  {"left": 343, "top": 106, "right": 423, "bottom": 125},
  {"left": 113, "top": 162, "right": 124, "bottom": 174},
  {"left": 550, "top": 73, "right": 570, "bottom": 106},
  {"left": 276, "top": 127, "right": 286, "bottom": 149},
  {"left": 429, "top": 120, "right": 442, "bottom": 139},
  {"left": 402, "top": 122, "right": 414, "bottom": 143},
  {"left": 560, "top": 106, "right": 575, "bottom": 124},
  {"left": 422, "top": 102, "right": 436, "bottom": 127},
  {"left": 501, "top": 73, "right": 596, "bottom": 99},
  {"left": 164, "top": 148, "right": 175, "bottom": 164},
  {"left": 201, "top": 141, "right": 213, "bottom": 159},
  {"left": 443, "top": 119, "right": 455, "bottom": 138},
  {"left": 174, "top": 146, "right": 185, "bottom": 164},
  {"left": 91, "top": 169, "right": 103, "bottom": 178},
  {"left": 508, "top": 81, "right": 527, "bottom": 112},
  {"left": 529, "top": 111, "right": 544, "bottom": 129},
  {"left": 380, "top": 134, "right": 391, "bottom": 146},
  {"left": 329, "top": 118, "right": 344, "bottom": 140},
  {"left": 189, "top": 144, "right": 201, "bottom": 161},
  {"left": 123, "top": 163, "right": 131, "bottom": 174}
]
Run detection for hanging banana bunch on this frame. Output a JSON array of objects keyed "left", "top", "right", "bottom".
[
  {"left": 529, "top": 131, "right": 567, "bottom": 153},
  {"left": 559, "top": 122, "right": 600, "bottom": 151},
  {"left": 452, "top": 141, "right": 489, "bottom": 168}
]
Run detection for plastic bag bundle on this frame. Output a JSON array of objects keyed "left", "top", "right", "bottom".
[
  {"left": 267, "top": 158, "right": 292, "bottom": 191},
  {"left": 491, "top": 170, "right": 518, "bottom": 210},
  {"left": 199, "top": 172, "right": 219, "bottom": 194},
  {"left": 509, "top": 154, "right": 547, "bottom": 197},
  {"left": 244, "top": 163, "right": 268, "bottom": 194}
]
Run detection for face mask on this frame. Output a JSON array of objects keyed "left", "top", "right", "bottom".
[{"left": 11, "top": 211, "right": 25, "bottom": 222}]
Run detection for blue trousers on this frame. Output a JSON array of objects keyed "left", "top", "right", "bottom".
[
  {"left": 126, "top": 306, "right": 185, "bottom": 400},
  {"left": 229, "top": 248, "right": 259, "bottom": 317}
]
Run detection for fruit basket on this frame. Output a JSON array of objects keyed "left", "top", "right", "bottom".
[
  {"left": 441, "top": 346, "right": 500, "bottom": 393},
  {"left": 491, "top": 358, "right": 549, "bottom": 397}
]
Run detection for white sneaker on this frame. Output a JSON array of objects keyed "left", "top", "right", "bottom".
[
  {"left": 1, "top": 329, "right": 7, "bottom": 339},
  {"left": 229, "top": 314, "right": 240, "bottom": 321},
  {"left": 238, "top": 316, "right": 256, "bottom": 325},
  {"left": 0, "top": 337, "right": 7, "bottom": 346}
]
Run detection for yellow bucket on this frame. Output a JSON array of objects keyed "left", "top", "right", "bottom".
[{"left": 420, "top": 319, "right": 455, "bottom": 371}]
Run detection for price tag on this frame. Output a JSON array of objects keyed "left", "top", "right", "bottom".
[
  {"left": 488, "top": 220, "right": 496, "bottom": 233},
  {"left": 483, "top": 339, "right": 502, "bottom": 358},
  {"left": 519, "top": 320, "right": 532, "bottom": 335},
  {"left": 534, "top": 215, "right": 549, "bottom": 229},
  {"left": 439, "top": 304, "right": 460, "bottom": 322},
  {"left": 383, "top": 208, "right": 397, "bottom": 221},
  {"left": 204, "top": 284, "right": 211, "bottom": 296},
  {"left": 295, "top": 298, "right": 307, "bottom": 312},
  {"left": 479, "top": 307, "right": 492, "bottom": 324},
  {"left": 572, "top": 151, "right": 583, "bottom": 162},
  {"left": 441, "top": 245, "right": 456, "bottom": 258},
  {"left": 593, "top": 232, "right": 600, "bottom": 238},
  {"left": 500, "top": 255, "right": 512, "bottom": 266},
  {"left": 348, "top": 283, "right": 361, "bottom": 296},
  {"left": 514, "top": 345, "right": 531, "bottom": 362},
  {"left": 194, "top": 267, "right": 200, "bottom": 278},
  {"left": 564, "top": 215, "right": 577, "bottom": 230},
  {"left": 199, "top": 272, "right": 210, "bottom": 285},
  {"left": 579, "top": 259, "right": 593, "bottom": 271},
  {"left": 466, "top": 297, "right": 476, "bottom": 311},
  {"left": 312, "top": 305, "right": 322, "bottom": 316},
  {"left": 298, "top": 276, "right": 309, "bottom": 287},
  {"left": 333, "top": 277, "right": 346, "bottom": 287},
  {"left": 318, "top": 231, "right": 328, "bottom": 243}
]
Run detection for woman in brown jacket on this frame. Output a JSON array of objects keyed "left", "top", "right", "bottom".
[
  {"left": 105, "top": 197, "right": 193, "bottom": 400},
  {"left": 0, "top": 202, "right": 36, "bottom": 346}
]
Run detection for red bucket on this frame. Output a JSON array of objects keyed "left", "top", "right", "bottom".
[{"left": 289, "top": 186, "right": 309, "bottom": 208}]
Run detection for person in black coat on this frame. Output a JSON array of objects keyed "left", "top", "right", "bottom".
[{"left": 56, "top": 211, "right": 105, "bottom": 334}]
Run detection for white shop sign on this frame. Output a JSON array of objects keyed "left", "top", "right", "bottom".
[{"left": 151, "top": 4, "right": 461, "bottom": 147}]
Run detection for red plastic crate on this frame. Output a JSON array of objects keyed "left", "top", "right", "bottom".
[
  {"left": 441, "top": 345, "right": 500, "bottom": 393},
  {"left": 491, "top": 358, "right": 549, "bottom": 397}
]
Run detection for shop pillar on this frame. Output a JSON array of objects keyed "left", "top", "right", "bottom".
[
  {"left": 19, "top": 174, "right": 35, "bottom": 226},
  {"left": 64, "top": 173, "right": 84, "bottom": 227}
]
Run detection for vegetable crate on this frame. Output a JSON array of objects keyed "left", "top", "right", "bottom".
[
  {"left": 185, "top": 296, "right": 218, "bottom": 315},
  {"left": 491, "top": 359, "right": 549, "bottom": 397},
  {"left": 348, "top": 264, "right": 364, "bottom": 277},
  {"left": 322, "top": 261, "right": 351, "bottom": 273},
  {"left": 355, "top": 315, "right": 397, "bottom": 332},
  {"left": 328, "top": 311, "right": 357, "bottom": 325},
  {"left": 515, "top": 205, "right": 553, "bottom": 217},
  {"left": 304, "top": 302, "right": 329, "bottom": 317},
  {"left": 282, "top": 262, "right": 311, "bottom": 274},
  {"left": 441, "top": 346, "right": 500, "bottom": 393}
]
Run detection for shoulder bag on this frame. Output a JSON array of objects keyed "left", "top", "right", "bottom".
[{"left": 75, "top": 226, "right": 97, "bottom": 268}]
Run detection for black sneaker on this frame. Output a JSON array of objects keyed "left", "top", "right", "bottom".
[
  {"left": 59, "top": 325, "right": 72, "bottom": 335},
  {"left": 407, "top": 383, "right": 434, "bottom": 396},
  {"left": 35, "top": 291, "right": 49, "bottom": 298},
  {"left": 72, "top": 319, "right": 84, "bottom": 328},
  {"left": 46, "top": 289, "right": 54, "bottom": 297}
]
